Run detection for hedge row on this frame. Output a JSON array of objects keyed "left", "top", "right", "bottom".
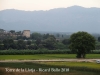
[
  {"left": 0, "top": 49, "right": 100, "bottom": 55},
  {"left": 0, "top": 49, "right": 72, "bottom": 55}
]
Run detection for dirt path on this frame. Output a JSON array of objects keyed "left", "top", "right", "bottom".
[{"left": 0, "top": 59, "right": 100, "bottom": 62}]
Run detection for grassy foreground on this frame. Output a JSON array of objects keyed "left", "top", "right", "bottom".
[
  {"left": 0, "top": 62, "right": 100, "bottom": 75},
  {"left": 0, "top": 54, "right": 100, "bottom": 60}
]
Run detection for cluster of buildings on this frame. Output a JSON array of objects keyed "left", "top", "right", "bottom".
[{"left": 0, "top": 29, "right": 30, "bottom": 38}]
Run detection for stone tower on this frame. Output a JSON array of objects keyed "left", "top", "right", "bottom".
[{"left": 23, "top": 30, "right": 30, "bottom": 38}]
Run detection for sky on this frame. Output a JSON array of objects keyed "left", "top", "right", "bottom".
[{"left": 0, "top": 0, "right": 100, "bottom": 11}]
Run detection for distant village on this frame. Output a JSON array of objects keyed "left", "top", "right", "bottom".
[
  {"left": 0, "top": 29, "right": 30, "bottom": 40},
  {"left": 0, "top": 28, "right": 72, "bottom": 40}
]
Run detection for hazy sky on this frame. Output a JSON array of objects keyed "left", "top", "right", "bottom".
[{"left": 0, "top": 0, "right": 100, "bottom": 11}]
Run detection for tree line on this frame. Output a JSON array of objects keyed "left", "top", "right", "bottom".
[
  {"left": 1, "top": 31, "right": 100, "bottom": 58},
  {"left": 0, "top": 34, "right": 70, "bottom": 50}
]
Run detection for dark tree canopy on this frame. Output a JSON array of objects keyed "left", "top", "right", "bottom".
[
  {"left": 9, "top": 30, "right": 15, "bottom": 34},
  {"left": 62, "top": 39, "right": 70, "bottom": 45},
  {"left": 27, "top": 40, "right": 31, "bottom": 45},
  {"left": 69, "top": 31, "right": 96, "bottom": 58},
  {"left": 31, "top": 32, "right": 42, "bottom": 40},
  {"left": 98, "top": 37, "right": 100, "bottom": 42},
  {"left": 43, "top": 36, "right": 56, "bottom": 50}
]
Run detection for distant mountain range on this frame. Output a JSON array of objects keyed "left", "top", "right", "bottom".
[{"left": 0, "top": 5, "right": 100, "bottom": 33}]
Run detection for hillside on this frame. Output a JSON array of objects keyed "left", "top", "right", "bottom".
[{"left": 0, "top": 5, "right": 100, "bottom": 32}]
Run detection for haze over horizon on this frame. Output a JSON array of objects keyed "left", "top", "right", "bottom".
[
  {"left": 0, "top": 0, "right": 100, "bottom": 33},
  {"left": 0, "top": 0, "right": 100, "bottom": 11},
  {"left": 0, "top": 5, "right": 100, "bottom": 33}
]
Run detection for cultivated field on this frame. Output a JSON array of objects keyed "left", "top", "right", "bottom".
[
  {"left": 0, "top": 62, "right": 100, "bottom": 75},
  {"left": 0, "top": 54, "right": 100, "bottom": 60},
  {"left": 0, "top": 54, "right": 100, "bottom": 75}
]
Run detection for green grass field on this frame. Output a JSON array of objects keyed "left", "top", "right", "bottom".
[
  {"left": 42, "top": 62, "right": 100, "bottom": 70},
  {"left": 0, "top": 54, "right": 100, "bottom": 60}
]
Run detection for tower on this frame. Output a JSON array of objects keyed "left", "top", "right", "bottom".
[{"left": 23, "top": 30, "right": 30, "bottom": 38}]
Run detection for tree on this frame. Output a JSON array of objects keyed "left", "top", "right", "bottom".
[
  {"left": 3, "top": 39, "right": 10, "bottom": 50},
  {"left": 8, "top": 39, "right": 14, "bottom": 49},
  {"left": 56, "top": 42, "right": 66, "bottom": 49},
  {"left": 27, "top": 40, "right": 31, "bottom": 45},
  {"left": 3, "top": 39, "right": 15, "bottom": 49},
  {"left": 43, "top": 33, "right": 50, "bottom": 39},
  {"left": 16, "top": 31, "right": 22, "bottom": 35},
  {"left": 62, "top": 39, "right": 70, "bottom": 45},
  {"left": 35, "top": 38, "right": 41, "bottom": 46},
  {"left": 0, "top": 40, "right": 4, "bottom": 50},
  {"left": 69, "top": 31, "right": 96, "bottom": 58},
  {"left": 0, "top": 40, "right": 2, "bottom": 44},
  {"left": 98, "top": 37, "right": 100, "bottom": 42},
  {"left": 28, "top": 45, "right": 34, "bottom": 50},
  {"left": 31, "top": 32, "right": 42, "bottom": 40},
  {"left": 43, "top": 36, "right": 56, "bottom": 50},
  {"left": 17, "top": 40, "right": 26, "bottom": 49},
  {"left": 9, "top": 30, "right": 15, "bottom": 34}
]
